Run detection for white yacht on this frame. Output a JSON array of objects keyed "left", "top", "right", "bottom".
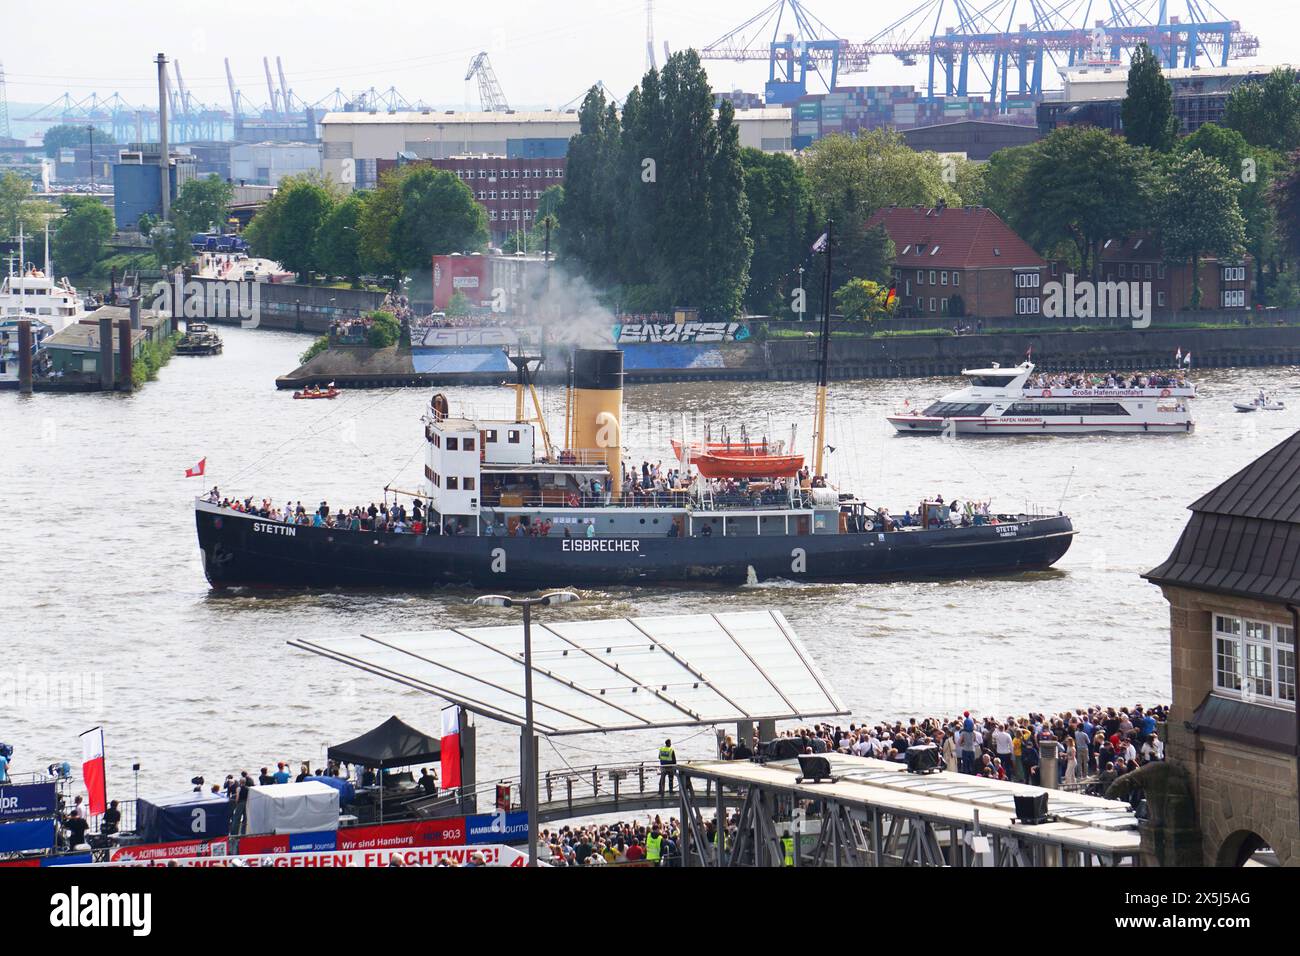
[
  {"left": 0, "top": 268, "right": 89, "bottom": 333},
  {"left": 888, "top": 362, "right": 1195, "bottom": 435}
]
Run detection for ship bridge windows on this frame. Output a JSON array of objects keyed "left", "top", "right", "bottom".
[
  {"left": 922, "top": 402, "right": 992, "bottom": 417},
  {"left": 1007, "top": 402, "right": 1131, "bottom": 416},
  {"left": 968, "top": 374, "right": 1019, "bottom": 388}
]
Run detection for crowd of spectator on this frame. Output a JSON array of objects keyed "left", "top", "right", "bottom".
[
  {"left": 1026, "top": 370, "right": 1190, "bottom": 391},
  {"left": 538, "top": 815, "right": 682, "bottom": 866},
  {"left": 206, "top": 489, "right": 428, "bottom": 534},
  {"left": 743, "top": 705, "right": 1168, "bottom": 796}
]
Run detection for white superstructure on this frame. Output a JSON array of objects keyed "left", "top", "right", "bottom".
[{"left": 888, "top": 362, "right": 1195, "bottom": 435}]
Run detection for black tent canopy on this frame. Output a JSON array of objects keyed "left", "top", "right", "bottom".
[{"left": 327, "top": 715, "right": 441, "bottom": 769}]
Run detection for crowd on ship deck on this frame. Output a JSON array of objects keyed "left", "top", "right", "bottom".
[
  {"left": 1025, "top": 370, "right": 1190, "bottom": 390},
  {"left": 205, "top": 489, "right": 433, "bottom": 534},
  {"left": 538, "top": 816, "right": 683, "bottom": 866},
  {"left": 730, "top": 704, "right": 1168, "bottom": 799},
  {"left": 868, "top": 497, "right": 1000, "bottom": 531}
]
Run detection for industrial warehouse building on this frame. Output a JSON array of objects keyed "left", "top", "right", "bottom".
[
  {"left": 1039, "top": 62, "right": 1293, "bottom": 135},
  {"left": 320, "top": 108, "right": 793, "bottom": 189}
]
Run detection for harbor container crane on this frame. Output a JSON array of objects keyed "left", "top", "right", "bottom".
[
  {"left": 700, "top": 0, "right": 1258, "bottom": 110},
  {"left": 465, "top": 52, "right": 510, "bottom": 112}
]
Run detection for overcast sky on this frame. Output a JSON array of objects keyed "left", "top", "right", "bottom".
[{"left": 5, "top": 0, "right": 1295, "bottom": 113}]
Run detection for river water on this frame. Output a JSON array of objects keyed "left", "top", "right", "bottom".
[{"left": 2, "top": 326, "right": 1294, "bottom": 802}]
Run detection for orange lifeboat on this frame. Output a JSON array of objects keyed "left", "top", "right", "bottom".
[
  {"left": 691, "top": 450, "right": 804, "bottom": 479},
  {"left": 671, "top": 438, "right": 775, "bottom": 461}
]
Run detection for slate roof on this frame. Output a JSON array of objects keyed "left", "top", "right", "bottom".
[
  {"left": 1145, "top": 431, "right": 1300, "bottom": 604},
  {"left": 1186, "top": 692, "right": 1296, "bottom": 754},
  {"left": 868, "top": 205, "right": 1047, "bottom": 271}
]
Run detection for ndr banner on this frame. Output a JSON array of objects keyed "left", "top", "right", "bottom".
[
  {"left": 0, "top": 818, "right": 55, "bottom": 853},
  {"left": 0, "top": 782, "right": 58, "bottom": 820}
]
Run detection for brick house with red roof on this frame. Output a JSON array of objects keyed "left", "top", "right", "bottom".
[{"left": 867, "top": 204, "right": 1048, "bottom": 320}]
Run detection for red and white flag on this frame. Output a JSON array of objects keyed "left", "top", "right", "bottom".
[
  {"left": 80, "top": 727, "right": 107, "bottom": 816},
  {"left": 440, "top": 705, "right": 462, "bottom": 790},
  {"left": 184, "top": 457, "right": 206, "bottom": 478}
]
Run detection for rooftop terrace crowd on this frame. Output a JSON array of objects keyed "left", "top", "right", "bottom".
[{"left": 738, "top": 704, "right": 1168, "bottom": 797}]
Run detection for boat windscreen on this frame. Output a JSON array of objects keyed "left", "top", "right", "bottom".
[
  {"left": 923, "top": 402, "right": 992, "bottom": 417},
  {"left": 968, "top": 374, "right": 1019, "bottom": 387}
]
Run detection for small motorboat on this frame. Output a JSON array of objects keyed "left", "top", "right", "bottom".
[
  {"left": 294, "top": 385, "right": 341, "bottom": 400},
  {"left": 1234, "top": 396, "right": 1285, "bottom": 413},
  {"left": 175, "top": 321, "right": 223, "bottom": 356}
]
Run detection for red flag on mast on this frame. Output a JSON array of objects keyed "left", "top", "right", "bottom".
[
  {"left": 440, "top": 705, "right": 462, "bottom": 789},
  {"left": 79, "top": 727, "right": 107, "bottom": 817},
  {"left": 185, "top": 458, "right": 206, "bottom": 478}
]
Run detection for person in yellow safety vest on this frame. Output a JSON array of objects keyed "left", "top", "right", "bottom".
[
  {"left": 656, "top": 739, "right": 676, "bottom": 796},
  {"left": 782, "top": 829, "right": 794, "bottom": 867},
  {"left": 645, "top": 825, "right": 664, "bottom": 864}
]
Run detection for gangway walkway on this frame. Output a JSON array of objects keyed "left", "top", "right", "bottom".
[{"left": 674, "top": 754, "right": 1143, "bottom": 867}]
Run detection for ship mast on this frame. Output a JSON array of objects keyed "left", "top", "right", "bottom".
[{"left": 813, "top": 219, "right": 833, "bottom": 479}]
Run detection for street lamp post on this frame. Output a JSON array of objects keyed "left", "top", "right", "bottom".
[{"left": 472, "top": 590, "right": 579, "bottom": 866}]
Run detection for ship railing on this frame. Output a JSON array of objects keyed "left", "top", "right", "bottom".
[{"left": 480, "top": 491, "right": 695, "bottom": 511}]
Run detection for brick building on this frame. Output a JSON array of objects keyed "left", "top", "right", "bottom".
[
  {"left": 869, "top": 205, "right": 1048, "bottom": 320},
  {"left": 1089, "top": 234, "right": 1251, "bottom": 313},
  {"left": 376, "top": 155, "right": 565, "bottom": 249},
  {"left": 1144, "top": 433, "right": 1300, "bottom": 866}
]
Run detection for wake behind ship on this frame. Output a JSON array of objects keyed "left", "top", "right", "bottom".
[{"left": 195, "top": 347, "right": 1075, "bottom": 590}]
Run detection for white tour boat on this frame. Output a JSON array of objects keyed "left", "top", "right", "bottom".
[{"left": 888, "top": 362, "right": 1195, "bottom": 435}]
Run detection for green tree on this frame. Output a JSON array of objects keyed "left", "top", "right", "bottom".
[
  {"left": 1223, "top": 68, "right": 1300, "bottom": 153},
  {"left": 557, "top": 51, "right": 754, "bottom": 318},
  {"left": 0, "top": 170, "right": 55, "bottom": 239},
  {"left": 739, "top": 147, "right": 819, "bottom": 314},
  {"left": 1122, "top": 43, "right": 1178, "bottom": 151},
  {"left": 1018, "top": 126, "right": 1152, "bottom": 276},
  {"left": 980, "top": 144, "right": 1037, "bottom": 235},
  {"left": 1153, "top": 150, "right": 1245, "bottom": 309},
  {"left": 172, "top": 175, "right": 234, "bottom": 237},
  {"left": 557, "top": 87, "right": 623, "bottom": 282},
  {"left": 697, "top": 99, "right": 752, "bottom": 319},
  {"left": 446, "top": 290, "right": 473, "bottom": 316},
  {"left": 366, "top": 310, "right": 402, "bottom": 348},
  {"left": 834, "top": 278, "right": 895, "bottom": 321},
  {"left": 950, "top": 157, "right": 987, "bottom": 206},
  {"left": 52, "top": 196, "right": 113, "bottom": 275},
  {"left": 42, "top": 124, "right": 113, "bottom": 159},
  {"left": 312, "top": 193, "right": 364, "bottom": 283},
  {"left": 801, "top": 129, "right": 952, "bottom": 300},
  {"left": 1179, "top": 124, "right": 1281, "bottom": 300},
  {"left": 245, "top": 173, "right": 338, "bottom": 280},
  {"left": 356, "top": 165, "right": 487, "bottom": 278},
  {"left": 150, "top": 221, "right": 193, "bottom": 270},
  {"left": 1269, "top": 147, "right": 1300, "bottom": 261}
]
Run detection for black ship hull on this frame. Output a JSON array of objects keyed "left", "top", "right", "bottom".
[{"left": 195, "top": 503, "right": 1075, "bottom": 590}]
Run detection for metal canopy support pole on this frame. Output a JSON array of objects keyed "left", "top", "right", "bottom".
[
  {"left": 714, "top": 780, "right": 726, "bottom": 867},
  {"left": 522, "top": 600, "right": 539, "bottom": 867},
  {"left": 678, "top": 775, "right": 691, "bottom": 869}
]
